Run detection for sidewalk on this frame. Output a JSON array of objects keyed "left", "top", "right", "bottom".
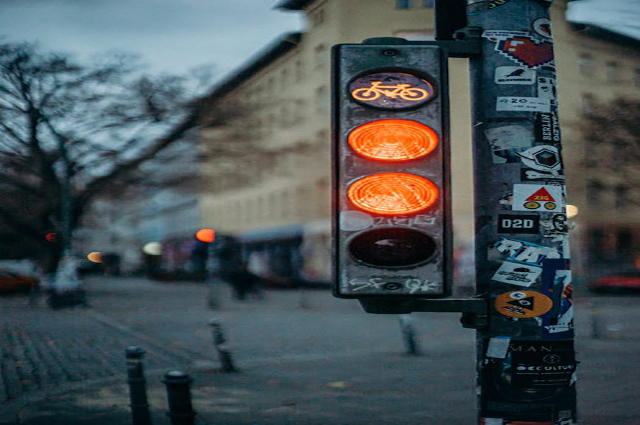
[{"left": 1, "top": 277, "right": 639, "bottom": 425}]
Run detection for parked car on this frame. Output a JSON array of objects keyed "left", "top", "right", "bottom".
[
  {"left": 0, "top": 270, "right": 39, "bottom": 294},
  {"left": 589, "top": 271, "right": 640, "bottom": 293}
]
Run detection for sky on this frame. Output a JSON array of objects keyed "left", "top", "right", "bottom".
[
  {"left": 0, "top": 0, "right": 303, "bottom": 79},
  {"left": 0, "top": 0, "right": 638, "bottom": 83}
]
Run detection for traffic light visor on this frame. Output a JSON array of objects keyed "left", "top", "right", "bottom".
[
  {"left": 347, "top": 173, "right": 438, "bottom": 215},
  {"left": 348, "top": 119, "right": 438, "bottom": 161}
]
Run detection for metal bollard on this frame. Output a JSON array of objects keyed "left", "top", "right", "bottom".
[
  {"left": 163, "top": 370, "right": 197, "bottom": 425},
  {"left": 209, "top": 318, "right": 238, "bottom": 372},
  {"left": 125, "top": 346, "right": 153, "bottom": 425},
  {"left": 398, "top": 315, "right": 421, "bottom": 355}
]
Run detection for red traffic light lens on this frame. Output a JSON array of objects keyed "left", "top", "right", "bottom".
[
  {"left": 348, "top": 120, "right": 438, "bottom": 161},
  {"left": 349, "top": 228, "right": 437, "bottom": 268},
  {"left": 347, "top": 173, "right": 438, "bottom": 215}
]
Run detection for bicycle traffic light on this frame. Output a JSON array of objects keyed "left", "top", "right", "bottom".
[{"left": 332, "top": 41, "right": 452, "bottom": 299}]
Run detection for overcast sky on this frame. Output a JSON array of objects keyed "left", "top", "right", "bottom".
[
  {"left": 0, "top": 0, "right": 302, "bottom": 78},
  {"left": 0, "top": 0, "right": 638, "bottom": 83}
]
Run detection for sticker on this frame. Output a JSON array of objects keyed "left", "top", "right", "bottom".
[
  {"left": 510, "top": 340, "right": 576, "bottom": 388},
  {"left": 537, "top": 76, "right": 556, "bottom": 104},
  {"left": 340, "top": 210, "right": 373, "bottom": 231},
  {"left": 492, "top": 262, "right": 542, "bottom": 287},
  {"left": 540, "top": 213, "right": 568, "bottom": 239},
  {"left": 516, "top": 145, "right": 562, "bottom": 172},
  {"left": 540, "top": 259, "right": 574, "bottom": 339},
  {"left": 532, "top": 18, "right": 552, "bottom": 39},
  {"left": 521, "top": 169, "right": 564, "bottom": 182},
  {"left": 495, "top": 291, "right": 553, "bottom": 318},
  {"left": 487, "top": 337, "right": 511, "bottom": 359},
  {"left": 498, "top": 214, "right": 539, "bottom": 234},
  {"left": 492, "top": 237, "right": 562, "bottom": 267},
  {"left": 512, "top": 184, "right": 564, "bottom": 212},
  {"left": 497, "top": 97, "right": 551, "bottom": 113},
  {"left": 535, "top": 112, "right": 561, "bottom": 143},
  {"left": 485, "top": 124, "right": 535, "bottom": 164},
  {"left": 372, "top": 215, "right": 436, "bottom": 227},
  {"left": 495, "top": 35, "right": 554, "bottom": 68},
  {"left": 482, "top": 30, "right": 529, "bottom": 41},
  {"left": 347, "top": 277, "right": 442, "bottom": 294},
  {"left": 483, "top": 418, "right": 504, "bottom": 425},
  {"left": 469, "top": 0, "right": 512, "bottom": 14},
  {"left": 494, "top": 66, "right": 536, "bottom": 85}
]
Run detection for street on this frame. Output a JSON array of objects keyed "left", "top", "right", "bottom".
[{"left": 0, "top": 276, "right": 638, "bottom": 424}]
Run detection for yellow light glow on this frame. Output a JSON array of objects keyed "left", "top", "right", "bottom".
[
  {"left": 87, "top": 252, "right": 102, "bottom": 263},
  {"left": 566, "top": 204, "right": 578, "bottom": 218}
]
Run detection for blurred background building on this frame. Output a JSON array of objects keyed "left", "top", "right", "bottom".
[{"left": 78, "top": 0, "right": 639, "bottom": 286}]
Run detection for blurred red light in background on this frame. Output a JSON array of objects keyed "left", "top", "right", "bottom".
[{"left": 195, "top": 228, "right": 216, "bottom": 243}]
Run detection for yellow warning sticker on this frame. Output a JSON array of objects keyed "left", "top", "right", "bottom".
[{"left": 495, "top": 290, "right": 553, "bottom": 318}]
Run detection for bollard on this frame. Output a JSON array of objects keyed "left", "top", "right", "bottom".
[
  {"left": 163, "top": 370, "right": 197, "bottom": 425},
  {"left": 125, "top": 346, "right": 153, "bottom": 425},
  {"left": 398, "top": 315, "right": 420, "bottom": 355},
  {"left": 209, "top": 318, "right": 238, "bottom": 372}
]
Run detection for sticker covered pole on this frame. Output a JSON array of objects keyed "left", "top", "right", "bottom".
[{"left": 466, "top": 1, "right": 577, "bottom": 424}]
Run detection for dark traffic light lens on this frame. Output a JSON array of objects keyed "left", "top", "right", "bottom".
[{"left": 348, "top": 228, "right": 437, "bottom": 268}]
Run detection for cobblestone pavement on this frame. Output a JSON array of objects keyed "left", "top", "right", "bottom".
[{"left": 0, "top": 294, "right": 191, "bottom": 403}]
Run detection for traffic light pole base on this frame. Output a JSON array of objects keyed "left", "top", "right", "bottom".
[{"left": 358, "top": 298, "right": 489, "bottom": 330}]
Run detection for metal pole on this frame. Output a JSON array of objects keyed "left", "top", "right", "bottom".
[
  {"left": 163, "top": 370, "right": 197, "bottom": 425},
  {"left": 398, "top": 315, "right": 420, "bottom": 355},
  {"left": 125, "top": 346, "right": 153, "bottom": 425},
  {"left": 466, "top": 1, "right": 577, "bottom": 424},
  {"left": 209, "top": 318, "right": 238, "bottom": 372}
]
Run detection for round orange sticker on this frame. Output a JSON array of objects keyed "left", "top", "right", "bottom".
[{"left": 495, "top": 290, "right": 553, "bottom": 318}]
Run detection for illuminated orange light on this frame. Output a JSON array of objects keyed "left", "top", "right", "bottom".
[
  {"left": 87, "top": 252, "right": 102, "bottom": 263},
  {"left": 348, "top": 173, "right": 439, "bottom": 215},
  {"left": 348, "top": 120, "right": 438, "bottom": 161},
  {"left": 196, "top": 228, "right": 216, "bottom": 243}
]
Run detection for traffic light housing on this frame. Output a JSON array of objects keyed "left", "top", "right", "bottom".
[{"left": 332, "top": 41, "right": 452, "bottom": 299}]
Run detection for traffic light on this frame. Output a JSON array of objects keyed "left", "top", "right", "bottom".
[{"left": 332, "top": 41, "right": 452, "bottom": 299}]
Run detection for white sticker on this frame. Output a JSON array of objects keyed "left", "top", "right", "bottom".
[
  {"left": 485, "top": 124, "right": 534, "bottom": 164},
  {"left": 482, "top": 30, "right": 529, "bottom": 41},
  {"left": 487, "top": 337, "right": 511, "bottom": 359},
  {"left": 497, "top": 97, "right": 551, "bottom": 113},
  {"left": 494, "top": 66, "right": 536, "bottom": 85},
  {"left": 492, "top": 262, "right": 542, "bottom": 287},
  {"left": 537, "top": 76, "right": 557, "bottom": 108},
  {"left": 512, "top": 184, "right": 564, "bottom": 212},
  {"left": 483, "top": 418, "right": 504, "bottom": 425},
  {"left": 340, "top": 210, "right": 373, "bottom": 231},
  {"left": 532, "top": 17, "right": 552, "bottom": 39}
]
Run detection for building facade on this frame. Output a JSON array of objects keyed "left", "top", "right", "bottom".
[{"left": 156, "top": 0, "right": 638, "bottom": 283}]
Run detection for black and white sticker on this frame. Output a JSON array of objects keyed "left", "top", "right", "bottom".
[
  {"left": 498, "top": 214, "right": 540, "bottom": 234},
  {"left": 536, "top": 112, "right": 561, "bottom": 143},
  {"left": 497, "top": 97, "right": 551, "bottom": 113},
  {"left": 532, "top": 17, "right": 552, "bottom": 39},
  {"left": 492, "top": 261, "right": 542, "bottom": 287},
  {"left": 494, "top": 66, "right": 536, "bottom": 85}
]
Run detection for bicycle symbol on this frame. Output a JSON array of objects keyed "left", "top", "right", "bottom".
[{"left": 351, "top": 81, "right": 431, "bottom": 102}]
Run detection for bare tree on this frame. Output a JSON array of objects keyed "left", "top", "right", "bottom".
[{"left": 0, "top": 42, "right": 206, "bottom": 279}]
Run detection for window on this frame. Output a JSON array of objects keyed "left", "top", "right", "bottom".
[
  {"left": 314, "top": 44, "right": 327, "bottom": 68},
  {"left": 423, "top": 0, "right": 435, "bottom": 6},
  {"left": 578, "top": 53, "right": 593, "bottom": 75},
  {"left": 615, "top": 185, "right": 630, "bottom": 209},
  {"left": 295, "top": 59, "right": 304, "bottom": 82},
  {"left": 582, "top": 93, "right": 595, "bottom": 115},
  {"left": 396, "top": 0, "right": 411, "bottom": 9},
  {"left": 315, "top": 86, "right": 328, "bottom": 111},
  {"left": 587, "top": 181, "right": 605, "bottom": 206},
  {"left": 605, "top": 61, "right": 620, "bottom": 83}
]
